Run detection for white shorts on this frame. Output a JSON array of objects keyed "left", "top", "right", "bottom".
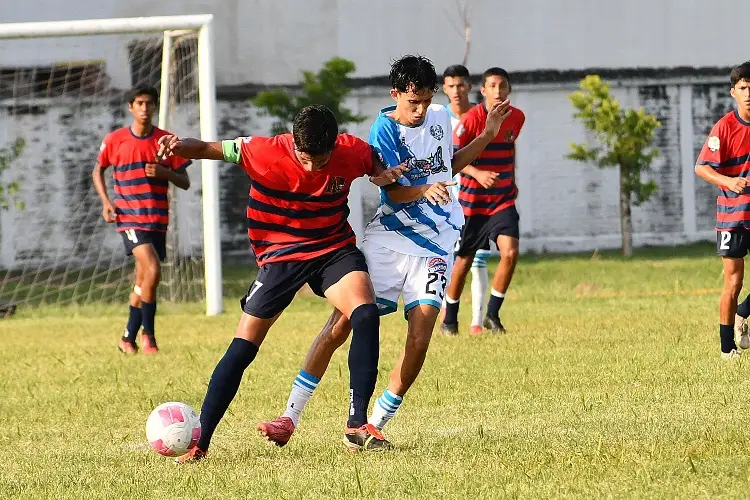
[{"left": 362, "top": 241, "right": 453, "bottom": 318}]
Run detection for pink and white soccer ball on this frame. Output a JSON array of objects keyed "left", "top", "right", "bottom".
[{"left": 146, "top": 402, "right": 201, "bottom": 456}]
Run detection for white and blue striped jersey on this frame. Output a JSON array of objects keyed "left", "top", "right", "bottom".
[{"left": 364, "top": 104, "right": 463, "bottom": 257}]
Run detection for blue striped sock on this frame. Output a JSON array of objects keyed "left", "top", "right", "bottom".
[
  {"left": 283, "top": 370, "right": 320, "bottom": 427},
  {"left": 368, "top": 389, "right": 403, "bottom": 430}
]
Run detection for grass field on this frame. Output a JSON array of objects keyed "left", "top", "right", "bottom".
[{"left": 3, "top": 243, "right": 750, "bottom": 499}]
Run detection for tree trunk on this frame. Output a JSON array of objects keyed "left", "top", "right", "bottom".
[{"left": 619, "top": 168, "right": 633, "bottom": 257}]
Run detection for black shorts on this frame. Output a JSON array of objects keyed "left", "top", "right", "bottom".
[
  {"left": 717, "top": 227, "right": 750, "bottom": 258},
  {"left": 456, "top": 206, "right": 520, "bottom": 257},
  {"left": 240, "top": 244, "right": 369, "bottom": 319},
  {"left": 120, "top": 229, "right": 167, "bottom": 262}
]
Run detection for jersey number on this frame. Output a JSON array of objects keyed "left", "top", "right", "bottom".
[
  {"left": 246, "top": 281, "right": 264, "bottom": 301},
  {"left": 425, "top": 272, "right": 448, "bottom": 299},
  {"left": 720, "top": 231, "right": 732, "bottom": 250},
  {"left": 125, "top": 229, "right": 139, "bottom": 244}
]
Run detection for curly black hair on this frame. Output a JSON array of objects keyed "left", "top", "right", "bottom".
[{"left": 390, "top": 55, "right": 438, "bottom": 93}]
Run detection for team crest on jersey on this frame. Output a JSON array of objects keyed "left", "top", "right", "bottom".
[
  {"left": 504, "top": 130, "right": 515, "bottom": 142},
  {"left": 325, "top": 176, "right": 346, "bottom": 194},
  {"left": 427, "top": 257, "right": 447, "bottom": 275},
  {"left": 707, "top": 136, "right": 720, "bottom": 152},
  {"left": 430, "top": 124, "right": 444, "bottom": 141}
]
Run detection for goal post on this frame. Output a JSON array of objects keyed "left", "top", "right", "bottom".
[{"left": 0, "top": 15, "right": 223, "bottom": 315}]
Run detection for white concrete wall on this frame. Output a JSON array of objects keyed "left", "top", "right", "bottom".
[{"left": 2, "top": 0, "right": 747, "bottom": 86}]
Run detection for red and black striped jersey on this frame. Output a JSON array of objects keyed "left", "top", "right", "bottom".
[
  {"left": 221, "top": 133, "right": 375, "bottom": 265},
  {"left": 454, "top": 104, "right": 525, "bottom": 217},
  {"left": 97, "top": 126, "right": 191, "bottom": 233},
  {"left": 697, "top": 110, "right": 750, "bottom": 231}
]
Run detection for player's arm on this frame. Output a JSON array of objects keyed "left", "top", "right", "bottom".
[
  {"left": 157, "top": 135, "right": 225, "bottom": 161},
  {"left": 695, "top": 164, "right": 746, "bottom": 194},
  {"left": 91, "top": 161, "right": 116, "bottom": 223},
  {"left": 452, "top": 100, "right": 512, "bottom": 175},
  {"left": 144, "top": 163, "right": 191, "bottom": 190},
  {"left": 367, "top": 147, "right": 455, "bottom": 204},
  {"left": 695, "top": 126, "right": 746, "bottom": 194}
]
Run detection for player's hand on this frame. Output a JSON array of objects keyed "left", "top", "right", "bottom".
[
  {"left": 369, "top": 163, "right": 410, "bottom": 186},
  {"left": 102, "top": 201, "right": 116, "bottom": 223},
  {"left": 483, "top": 99, "right": 512, "bottom": 138},
  {"left": 145, "top": 163, "right": 170, "bottom": 179},
  {"left": 423, "top": 181, "right": 456, "bottom": 205},
  {"left": 726, "top": 176, "right": 748, "bottom": 195},
  {"left": 472, "top": 169, "right": 499, "bottom": 189},
  {"left": 157, "top": 134, "right": 181, "bottom": 159}
]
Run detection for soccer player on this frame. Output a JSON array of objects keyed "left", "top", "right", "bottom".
[
  {"left": 257, "top": 55, "right": 511, "bottom": 450},
  {"left": 695, "top": 61, "right": 750, "bottom": 360},
  {"left": 92, "top": 85, "right": 192, "bottom": 355},
  {"left": 442, "top": 64, "right": 491, "bottom": 336},
  {"left": 441, "top": 67, "right": 525, "bottom": 335},
  {"left": 156, "top": 104, "right": 443, "bottom": 461}
]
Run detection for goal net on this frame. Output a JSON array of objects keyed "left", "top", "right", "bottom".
[{"left": 0, "top": 16, "right": 222, "bottom": 315}]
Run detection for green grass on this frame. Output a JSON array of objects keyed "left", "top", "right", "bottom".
[{"left": 2, "top": 243, "right": 750, "bottom": 499}]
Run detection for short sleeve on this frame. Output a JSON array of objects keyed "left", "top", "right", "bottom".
[
  {"left": 696, "top": 122, "right": 725, "bottom": 168},
  {"left": 222, "top": 136, "right": 272, "bottom": 178},
  {"left": 368, "top": 119, "right": 403, "bottom": 168},
  {"left": 97, "top": 135, "right": 111, "bottom": 168},
  {"left": 514, "top": 110, "right": 526, "bottom": 140},
  {"left": 166, "top": 155, "right": 192, "bottom": 173},
  {"left": 454, "top": 112, "right": 479, "bottom": 149},
  {"left": 345, "top": 135, "right": 376, "bottom": 177}
]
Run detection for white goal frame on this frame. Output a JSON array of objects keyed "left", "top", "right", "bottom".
[{"left": 0, "top": 15, "right": 223, "bottom": 315}]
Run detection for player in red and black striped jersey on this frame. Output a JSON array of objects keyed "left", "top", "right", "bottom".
[
  {"left": 695, "top": 61, "right": 750, "bottom": 359},
  {"left": 157, "top": 105, "right": 433, "bottom": 460},
  {"left": 92, "top": 86, "right": 191, "bottom": 355},
  {"left": 441, "top": 67, "right": 526, "bottom": 335}
]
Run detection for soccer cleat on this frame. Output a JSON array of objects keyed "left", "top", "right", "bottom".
[
  {"left": 118, "top": 338, "right": 138, "bottom": 354},
  {"left": 175, "top": 447, "right": 207, "bottom": 464},
  {"left": 141, "top": 334, "right": 159, "bottom": 354},
  {"left": 735, "top": 314, "right": 750, "bottom": 350},
  {"left": 344, "top": 423, "right": 393, "bottom": 452},
  {"left": 469, "top": 324, "right": 483, "bottom": 336},
  {"left": 440, "top": 322, "right": 458, "bottom": 336},
  {"left": 257, "top": 416, "right": 295, "bottom": 447},
  {"left": 721, "top": 349, "right": 742, "bottom": 361},
  {"left": 482, "top": 316, "right": 507, "bottom": 334}
]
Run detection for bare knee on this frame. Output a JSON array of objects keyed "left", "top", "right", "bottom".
[
  {"left": 724, "top": 273, "right": 743, "bottom": 299},
  {"left": 319, "top": 310, "right": 353, "bottom": 349}
]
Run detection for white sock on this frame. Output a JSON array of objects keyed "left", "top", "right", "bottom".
[
  {"left": 368, "top": 389, "right": 403, "bottom": 430},
  {"left": 282, "top": 370, "right": 320, "bottom": 428},
  {"left": 491, "top": 289, "right": 506, "bottom": 298},
  {"left": 470, "top": 255, "right": 489, "bottom": 326}
]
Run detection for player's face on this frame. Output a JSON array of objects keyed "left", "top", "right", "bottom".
[
  {"left": 443, "top": 76, "right": 470, "bottom": 104},
  {"left": 481, "top": 75, "right": 510, "bottom": 107},
  {"left": 391, "top": 87, "right": 434, "bottom": 126},
  {"left": 731, "top": 79, "right": 750, "bottom": 114},
  {"left": 129, "top": 95, "right": 156, "bottom": 125},
  {"left": 294, "top": 149, "right": 332, "bottom": 172}
]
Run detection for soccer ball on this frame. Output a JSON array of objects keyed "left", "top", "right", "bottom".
[{"left": 146, "top": 402, "right": 201, "bottom": 456}]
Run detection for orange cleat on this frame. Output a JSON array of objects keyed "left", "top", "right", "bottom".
[
  {"left": 141, "top": 334, "right": 159, "bottom": 354},
  {"left": 257, "top": 416, "right": 295, "bottom": 447},
  {"left": 175, "top": 447, "right": 207, "bottom": 464}
]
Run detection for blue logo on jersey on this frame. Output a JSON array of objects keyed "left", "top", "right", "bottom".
[
  {"left": 430, "top": 124, "right": 444, "bottom": 141},
  {"left": 404, "top": 145, "right": 448, "bottom": 181}
]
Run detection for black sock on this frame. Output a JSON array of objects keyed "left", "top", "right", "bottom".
[
  {"left": 347, "top": 304, "right": 380, "bottom": 429},
  {"left": 720, "top": 324, "right": 737, "bottom": 353},
  {"left": 443, "top": 300, "right": 459, "bottom": 325},
  {"left": 197, "top": 338, "right": 259, "bottom": 451},
  {"left": 123, "top": 305, "right": 142, "bottom": 342},
  {"left": 141, "top": 301, "right": 157, "bottom": 338},
  {"left": 487, "top": 293, "right": 505, "bottom": 319},
  {"left": 738, "top": 296, "right": 750, "bottom": 318}
]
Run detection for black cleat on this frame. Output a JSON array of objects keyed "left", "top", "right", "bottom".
[
  {"left": 440, "top": 322, "right": 459, "bottom": 335},
  {"left": 482, "top": 316, "right": 507, "bottom": 334}
]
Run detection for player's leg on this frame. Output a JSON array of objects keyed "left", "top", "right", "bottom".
[
  {"left": 717, "top": 229, "right": 748, "bottom": 359},
  {"left": 131, "top": 235, "right": 162, "bottom": 353},
  {"left": 469, "top": 248, "right": 491, "bottom": 335},
  {"left": 178, "top": 262, "right": 306, "bottom": 462},
  {"left": 733, "top": 232, "right": 750, "bottom": 349},
  {"left": 442, "top": 215, "right": 488, "bottom": 334},
  {"left": 120, "top": 265, "right": 143, "bottom": 352},
  {"left": 369, "top": 254, "right": 451, "bottom": 431},
  {"left": 485, "top": 207, "right": 520, "bottom": 333}
]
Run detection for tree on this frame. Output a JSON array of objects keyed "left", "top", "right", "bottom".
[
  {"left": 442, "top": 0, "right": 474, "bottom": 66},
  {"left": 253, "top": 57, "right": 366, "bottom": 135},
  {"left": 0, "top": 138, "right": 25, "bottom": 210},
  {"left": 567, "top": 75, "right": 661, "bottom": 257}
]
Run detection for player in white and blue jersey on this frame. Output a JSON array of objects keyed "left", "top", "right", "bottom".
[
  {"left": 441, "top": 64, "right": 492, "bottom": 336},
  {"left": 257, "top": 55, "right": 511, "bottom": 450}
]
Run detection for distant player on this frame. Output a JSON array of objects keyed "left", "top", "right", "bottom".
[
  {"left": 695, "top": 61, "right": 750, "bottom": 360},
  {"left": 441, "top": 67, "right": 526, "bottom": 335},
  {"left": 257, "top": 56, "right": 510, "bottom": 449},
  {"left": 442, "top": 64, "right": 491, "bottom": 336},
  {"left": 92, "top": 85, "right": 191, "bottom": 355},
  {"left": 157, "top": 105, "right": 427, "bottom": 462}
]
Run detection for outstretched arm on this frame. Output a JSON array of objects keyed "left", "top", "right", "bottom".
[{"left": 158, "top": 135, "right": 225, "bottom": 161}]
